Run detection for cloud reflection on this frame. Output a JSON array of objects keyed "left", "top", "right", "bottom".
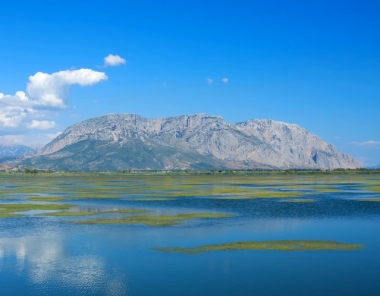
[{"left": 0, "top": 234, "right": 127, "bottom": 295}]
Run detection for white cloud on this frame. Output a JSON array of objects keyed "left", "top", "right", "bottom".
[
  {"left": 0, "top": 132, "right": 62, "bottom": 149},
  {"left": 27, "top": 120, "right": 56, "bottom": 130},
  {"left": 221, "top": 77, "right": 228, "bottom": 84},
  {"left": 0, "top": 135, "right": 25, "bottom": 145},
  {"left": 27, "top": 69, "right": 107, "bottom": 108},
  {"left": 0, "top": 92, "right": 38, "bottom": 128},
  {"left": 0, "top": 68, "right": 107, "bottom": 131},
  {"left": 206, "top": 78, "right": 213, "bottom": 85},
  {"left": 104, "top": 54, "right": 126, "bottom": 67},
  {"left": 354, "top": 141, "right": 380, "bottom": 146},
  {"left": 46, "top": 132, "right": 62, "bottom": 140}
]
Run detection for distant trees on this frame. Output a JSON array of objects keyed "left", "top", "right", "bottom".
[
  {"left": 25, "top": 168, "right": 39, "bottom": 174},
  {"left": 24, "top": 168, "right": 53, "bottom": 174}
]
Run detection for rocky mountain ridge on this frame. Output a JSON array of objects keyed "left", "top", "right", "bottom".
[
  {"left": 0, "top": 144, "right": 35, "bottom": 158},
  {"left": 20, "top": 113, "right": 360, "bottom": 171}
]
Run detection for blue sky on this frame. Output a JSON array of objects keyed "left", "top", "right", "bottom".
[{"left": 0, "top": 0, "right": 379, "bottom": 166}]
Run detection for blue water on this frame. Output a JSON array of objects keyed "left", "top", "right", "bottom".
[{"left": 1, "top": 175, "right": 380, "bottom": 295}]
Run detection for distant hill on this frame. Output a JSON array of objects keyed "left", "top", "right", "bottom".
[
  {"left": 367, "top": 165, "right": 380, "bottom": 169},
  {"left": 0, "top": 144, "right": 35, "bottom": 158},
  {"left": 16, "top": 113, "right": 360, "bottom": 171}
]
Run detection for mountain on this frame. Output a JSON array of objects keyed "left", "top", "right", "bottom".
[
  {"left": 0, "top": 144, "right": 35, "bottom": 159},
  {"left": 367, "top": 165, "right": 380, "bottom": 170},
  {"left": 17, "top": 114, "right": 360, "bottom": 171}
]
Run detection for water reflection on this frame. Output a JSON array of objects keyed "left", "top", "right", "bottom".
[
  {"left": 1, "top": 174, "right": 380, "bottom": 295},
  {"left": 0, "top": 233, "right": 127, "bottom": 295}
]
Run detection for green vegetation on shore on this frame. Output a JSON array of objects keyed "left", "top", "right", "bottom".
[
  {"left": 1, "top": 168, "right": 380, "bottom": 176},
  {"left": 153, "top": 240, "right": 364, "bottom": 254}
]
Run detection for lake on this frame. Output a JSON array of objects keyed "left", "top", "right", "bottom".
[{"left": 1, "top": 173, "right": 380, "bottom": 295}]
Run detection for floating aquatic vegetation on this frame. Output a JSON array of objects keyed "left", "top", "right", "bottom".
[
  {"left": 153, "top": 240, "right": 364, "bottom": 254},
  {"left": 39, "top": 208, "right": 148, "bottom": 217},
  {"left": 216, "top": 191, "right": 304, "bottom": 199},
  {"left": 133, "top": 197, "right": 173, "bottom": 201},
  {"left": 0, "top": 203, "right": 73, "bottom": 213},
  {"left": 0, "top": 212, "right": 25, "bottom": 218},
  {"left": 366, "top": 187, "right": 380, "bottom": 192},
  {"left": 281, "top": 199, "right": 315, "bottom": 203},
  {"left": 0, "top": 174, "right": 379, "bottom": 222},
  {"left": 354, "top": 198, "right": 380, "bottom": 202},
  {"left": 27, "top": 197, "right": 66, "bottom": 202},
  {"left": 309, "top": 185, "right": 343, "bottom": 193},
  {"left": 0, "top": 203, "right": 73, "bottom": 218},
  {"left": 75, "top": 213, "right": 232, "bottom": 226}
]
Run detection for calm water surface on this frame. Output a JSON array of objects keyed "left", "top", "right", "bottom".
[{"left": 1, "top": 174, "right": 380, "bottom": 295}]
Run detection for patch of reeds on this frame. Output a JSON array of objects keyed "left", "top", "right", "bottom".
[
  {"left": 153, "top": 240, "right": 364, "bottom": 254},
  {"left": 39, "top": 208, "right": 147, "bottom": 217},
  {"left": 75, "top": 212, "right": 232, "bottom": 226}
]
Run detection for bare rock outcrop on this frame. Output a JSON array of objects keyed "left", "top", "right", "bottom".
[{"left": 22, "top": 113, "right": 360, "bottom": 170}]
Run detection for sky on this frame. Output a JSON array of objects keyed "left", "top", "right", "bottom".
[{"left": 0, "top": 0, "right": 379, "bottom": 166}]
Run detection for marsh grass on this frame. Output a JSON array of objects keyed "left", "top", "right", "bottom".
[
  {"left": 354, "top": 198, "right": 380, "bottom": 202},
  {"left": 366, "top": 187, "right": 380, "bottom": 192},
  {"left": 153, "top": 240, "right": 364, "bottom": 254},
  {"left": 309, "top": 186, "right": 343, "bottom": 193},
  {"left": 1, "top": 174, "right": 379, "bottom": 220},
  {"left": 0, "top": 212, "right": 25, "bottom": 218},
  {"left": 134, "top": 197, "right": 173, "bottom": 201},
  {"left": 27, "top": 197, "right": 66, "bottom": 202},
  {"left": 39, "top": 208, "right": 148, "bottom": 217},
  {"left": 1, "top": 174, "right": 379, "bottom": 201},
  {"left": 75, "top": 213, "right": 232, "bottom": 226},
  {"left": 281, "top": 199, "right": 315, "bottom": 203},
  {"left": 0, "top": 203, "right": 73, "bottom": 213},
  {"left": 216, "top": 191, "right": 304, "bottom": 199},
  {"left": 0, "top": 203, "right": 73, "bottom": 218}
]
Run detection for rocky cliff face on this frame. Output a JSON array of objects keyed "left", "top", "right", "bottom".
[{"left": 21, "top": 113, "right": 360, "bottom": 170}]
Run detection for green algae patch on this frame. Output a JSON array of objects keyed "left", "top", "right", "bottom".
[
  {"left": 310, "top": 186, "right": 342, "bottom": 193},
  {"left": 27, "top": 197, "right": 66, "bottom": 202},
  {"left": 39, "top": 209, "right": 148, "bottom": 217},
  {"left": 75, "top": 213, "right": 232, "bottom": 226},
  {"left": 135, "top": 198, "right": 173, "bottom": 202},
  {"left": 216, "top": 191, "right": 304, "bottom": 200},
  {"left": 153, "top": 240, "right": 364, "bottom": 254},
  {"left": 366, "top": 187, "right": 380, "bottom": 192},
  {"left": 282, "top": 199, "right": 315, "bottom": 203},
  {"left": 354, "top": 198, "right": 380, "bottom": 202},
  {"left": 0, "top": 212, "right": 25, "bottom": 218},
  {"left": 0, "top": 203, "right": 73, "bottom": 213}
]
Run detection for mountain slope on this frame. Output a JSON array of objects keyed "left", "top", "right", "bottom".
[
  {"left": 0, "top": 144, "right": 35, "bottom": 157},
  {"left": 0, "top": 144, "right": 35, "bottom": 165},
  {"left": 19, "top": 114, "right": 360, "bottom": 171}
]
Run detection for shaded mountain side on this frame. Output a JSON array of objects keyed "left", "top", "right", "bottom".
[
  {"left": 20, "top": 139, "right": 243, "bottom": 171},
  {"left": 16, "top": 113, "right": 360, "bottom": 171}
]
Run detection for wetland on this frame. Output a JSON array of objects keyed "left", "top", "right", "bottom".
[{"left": 1, "top": 172, "right": 380, "bottom": 295}]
